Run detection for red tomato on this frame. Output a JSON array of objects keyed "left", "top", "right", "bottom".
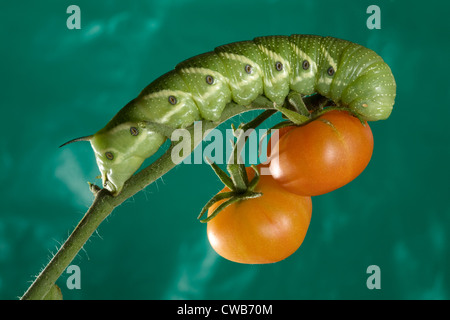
[
  {"left": 206, "top": 167, "right": 312, "bottom": 264},
  {"left": 259, "top": 125, "right": 295, "bottom": 171},
  {"left": 269, "top": 110, "right": 374, "bottom": 196},
  {"left": 267, "top": 125, "right": 295, "bottom": 158}
]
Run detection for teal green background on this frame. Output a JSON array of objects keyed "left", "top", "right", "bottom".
[{"left": 1, "top": 0, "right": 449, "bottom": 299}]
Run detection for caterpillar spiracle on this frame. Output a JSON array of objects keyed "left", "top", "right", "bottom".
[{"left": 61, "top": 35, "right": 396, "bottom": 196}]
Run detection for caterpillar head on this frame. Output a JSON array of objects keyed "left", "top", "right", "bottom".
[{"left": 61, "top": 122, "right": 165, "bottom": 196}]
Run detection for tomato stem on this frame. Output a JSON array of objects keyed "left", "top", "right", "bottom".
[
  {"left": 303, "top": 94, "right": 333, "bottom": 112},
  {"left": 273, "top": 103, "right": 310, "bottom": 124},
  {"left": 225, "top": 109, "right": 276, "bottom": 193},
  {"left": 201, "top": 110, "right": 276, "bottom": 222},
  {"left": 287, "top": 91, "right": 310, "bottom": 117},
  {"left": 227, "top": 164, "right": 249, "bottom": 193}
]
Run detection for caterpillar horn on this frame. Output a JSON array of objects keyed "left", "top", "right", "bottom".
[{"left": 59, "top": 135, "right": 93, "bottom": 148}]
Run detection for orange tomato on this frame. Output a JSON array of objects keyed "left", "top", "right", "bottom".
[
  {"left": 269, "top": 110, "right": 373, "bottom": 196},
  {"left": 206, "top": 167, "right": 312, "bottom": 264}
]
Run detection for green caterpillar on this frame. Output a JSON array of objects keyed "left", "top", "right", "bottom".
[{"left": 61, "top": 34, "right": 396, "bottom": 196}]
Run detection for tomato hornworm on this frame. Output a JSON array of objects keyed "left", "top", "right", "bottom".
[{"left": 60, "top": 35, "right": 396, "bottom": 195}]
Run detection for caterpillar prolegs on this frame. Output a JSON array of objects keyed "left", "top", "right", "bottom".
[{"left": 61, "top": 35, "right": 396, "bottom": 196}]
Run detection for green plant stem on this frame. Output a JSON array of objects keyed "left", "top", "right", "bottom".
[
  {"left": 226, "top": 109, "right": 276, "bottom": 193},
  {"left": 20, "top": 96, "right": 276, "bottom": 300}
]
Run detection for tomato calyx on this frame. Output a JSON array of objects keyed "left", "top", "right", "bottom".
[
  {"left": 197, "top": 164, "right": 263, "bottom": 223},
  {"left": 198, "top": 109, "right": 279, "bottom": 223}
]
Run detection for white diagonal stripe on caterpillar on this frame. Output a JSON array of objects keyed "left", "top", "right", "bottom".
[
  {"left": 256, "top": 44, "right": 291, "bottom": 74},
  {"left": 217, "top": 52, "right": 262, "bottom": 74},
  {"left": 143, "top": 89, "right": 191, "bottom": 100},
  {"left": 159, "top": 101, "right": 190, "bottom": 124},
  {"left": 178, "top": 67, "right": 228, "bottom": 82},
  {"left": 288, "top": 41, "right": 318, "bottom": 73},
  {"left": 320, "top": 45, "right": 337, "bottom": 71}
]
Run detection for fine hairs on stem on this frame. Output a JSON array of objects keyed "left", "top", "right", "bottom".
[{"left": 20, "top": 97, "right": 278, "bottom": 300}]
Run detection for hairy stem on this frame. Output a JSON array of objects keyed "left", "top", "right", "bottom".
[{"left": 20, "top": 97, "right": 275, "bottom": 300}]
